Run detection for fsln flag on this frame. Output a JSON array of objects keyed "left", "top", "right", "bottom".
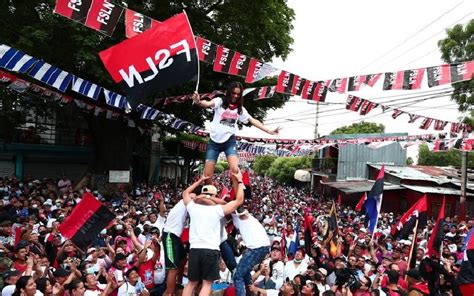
[
  {"left": 392, "top": 109, "right": 403, "bottom": 119},
  {"left": 276, "top": 70, "right": 298, "bottom": 94},
  {"left": 328, "top": 77, "right": 347, "bottom": 93},
  {"left": 228, "top": 52, "right": 251, "bottom": 77},
  {"left": 255, "top": 86, "right": 276, "bottom": 100},
  {"left": 346, "top": 95, "right": 361, "bottom": 111},
  {"left": 365, "top": 165, "right": 384, "bottom": 234},
  {"left": 426, "top": 197, "right": 445, "bottom": 258},
  {"left": 103, "top": 89, "right": 127, "bottom": 109},
  {"left": 313, "top": 81, "right": 328, "bottom": 102},
  {"left": 360, "top": 101, "right": 378, "bottom": 116},
  {"left": 347, "top": 75, "right": 367, "bottom": 92},
  {"left": 450, "top": 61, "right": 474, "bottom": 83},
  {"left": 419, "top": 117, "right": 433, "bottom": 130},
  {"left": 125, "top": 9, "right": 159, "bottom": 38},
  {"left": 364, "top": 73, "right": 382, "bottom": 87},
  {"left": 434, "top": 120, "right": 448, "bottom": 131},
  {"left": 245, "top": 59, "right": 278, "bottom": 84},
  {"left": 303, "top": 213, "right": 314, "bottom": 255},
  {"left": 427, "top": 64, "right": 451, "bottom": 87},
  {"left": 458, "top": 229, "right": 474, "bottom": 295},
  {"left": 58, "top": 192, "right": 115, "bottom": 250},
  {"left": 408, "top": 114, "right": 421, "bottom": 123},
  {"left": 99, "top": 12, "right": 198, "bottom": 108},
  {"left": 85, "top": 0, "right": 124, "bottom": 36},
  {"left": 3, "top": 50, "right": 38, "bottom": 74},
  {"left": 391, "top": 194, "right": 427, "bottom": 239},
  {"left": 54, "top": 0, "right": 93, "bottom": 24},
  {"left": 196, "top": 37, "right": 217, "bottom": 64},
  {"left": 28, "top": 61, "right": 74, "bottom": 93},
  {"left": 293, "top": 77, "right": 306, "bottom": 96},
  {"left": 72, "top": 77, "right": 102, "bottom": 100},
  {"left": 0, "top": 70, "right": 17, "bottom": 83},
  {"left": 354, "top": 192, "right": 367, "bottom": 212},
  {"left": 213, "top": 45, "right": 235, "bottom": 74},
  {"left": 301, "top": 80, "right": 317, "bottom": 100},
  {"left": 402, "top": 68, "right": 425, "bottom": 90},
  {"left": 383, "top": 71, "right": 404, "bottom": 90}
]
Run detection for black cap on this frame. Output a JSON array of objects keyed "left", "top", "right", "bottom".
[
  {"left": 2, "top": 270, "right": 19, "bottom": 281},
  {"left": 406, "top": 268, "right": 421, "bottom": 281},
  {"left": 114, "top": 253, "right": 127, "bottom": 261},
  {"left": 14, "top": 240, "right": 29, "bottom": 252},
  {"left": 53, "top": 268, "right": 70, "bottom": 278},
  {"left": 271, "top": 246, "right": 281, "bottom": 252},
  {"left": 335, "top": 256, "right": 346, "bottom": 262}
]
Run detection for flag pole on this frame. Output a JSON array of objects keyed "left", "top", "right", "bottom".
[
  {"left": 406, "top": 218, "right": 419, "bottom": 279},
  {"left": 183, "top": 10, "right": 200, "bottom": 92}
]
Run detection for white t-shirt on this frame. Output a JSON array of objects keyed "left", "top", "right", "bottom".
[
  {"left": 186, "top": 201, "right": 225, "bottom": 250},
  {"left": 283, "top": 260, "right": 308, "bottom": 281},
  {"left": 231, "top": 214, "right": 270, "bottom": 249},
  {"left": 163, "top": 200, "right": 187, "bottom": 237},
  {"left": 84, "top": 284, "right": 107, "bottom": 296},
  {"left": 263, "top": 258, "right": 285, "bottom": 289},
  {"left": 210, "top": 97, "right": 251, "bottom": 143},
  {"left": 151, "top": 215, "right": 166, "bottom": 233},
  {"left": 117, "top": 282, "right": 146, "bottom": 296},
  {"left": 154, "top": 242, "right": 166, "bottom": 284},
  {"left": 1, "top": 285, "right": 15, "bottom": 296}
]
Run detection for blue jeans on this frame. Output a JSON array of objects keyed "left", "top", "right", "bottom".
[
  {"left": 220, "top": 240, "right": 237, "bottom": 272},
  {"left": 234, "top": 246, "right": 269, "bottom": 296},
  {"left": 205, "top": 136, "right": 237, "bottom": 162}
]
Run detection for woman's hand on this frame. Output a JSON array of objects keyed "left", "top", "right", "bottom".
[
  {"left": 266, "top": 126, "right": 280, "bottom": 135},
  {"left": 192, "top": 92, "right": 200, "bottom": 104}
]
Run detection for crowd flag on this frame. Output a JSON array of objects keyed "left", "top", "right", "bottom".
[
  {"left": 327, "top": 201, "right": 339, "bottom": 257},
  {"left": 125, "top": 9, "right": 159, "bottom": 38},
  {"left": 354, "top": 192, "right": 367, "bottom": 212},
  {"left": 54, "top": 0, "right": 93, "bottom": 25},
  {"left": 391, "top": 194, "right": 428, "bottom": 239},
  {"left": 84, "top": 0, "right": 123, "bottom": 36},
  {"left": 287, "top": 222, "right": 300, "bottom": 257},
  {"left": 304, "top": 213, "right": 314, "bottom": 255},
  {"left": 426, "top": 197, "right": 446, "bottom": 258},
  {"left": 59, "top": 192, "right": 115, "bottom": 250},
  {"left": 99, "top": 12, "right": 199, "bottom": 108},
  {"left": 365, "top": 165, "right": 384, "bottom": 235},
  {"left": 457, "top": 229, "right": 474, "bottom": 295}
]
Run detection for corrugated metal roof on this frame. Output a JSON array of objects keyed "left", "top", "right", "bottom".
[
  {"left": 401, "top": 184, "right": 474, "bottom": 196},
  {"left": 369, "top": 164, "right": 451, "bottom": 184},
  {"left": 323, "top": 133, "right": 408, "bottom": 140},
  {"left": 323, "top": 180, "right": 403, "bottom": 194}
]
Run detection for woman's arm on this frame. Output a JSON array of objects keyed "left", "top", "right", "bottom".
[
  {"left": 192, "top": 93, "right": 215, "bottom": 108},
  {"left": 248, "top": 117, "right": 279, "bottom": 135}
]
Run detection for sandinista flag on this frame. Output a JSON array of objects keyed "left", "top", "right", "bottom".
[
  {"left": 293, "top": 77, "right": 306, "bottom": 96},
  {"left": 276, "top": 70, "right": 298, "bottom": 94},
  {"left": 196, "top": 37, "right": 217, "bottom": 64},
  {"left": 327, "top": 202, "right": 339, "bottom": 257},
  {"left": 228, "top": 52, "right": 251, "bottom": 77},
  {"left": 242, "top": 170, "right": 252, "bottom": 200},
  {"left": 213, "top": 45, "right": 235, "bottom": 74},
  {"left": 84, "top": 0, "right": 124, "bottom": 36},
  {"left": 383, "top": 71, "right": 405, "bottom": 90},
  {"left": 301, "top": 80, "right": 317, "bottom": 100},
  {"left": 99, "top": 12, "right": 198, "bottom": 108},
  {"left": 364, "top": 73, "right": 382, "bottom": 87},
  {"left": 125, "top": 9, "right": 160, "bottom": 38},
  {"left": 313, "top": 81, "right": 328, "bottom": 102},
  {"left": 450, "top": 61, "right": 474, "bottom": 84},
  {"left": 304, "top": 213, "right": 314, "bottom": 255},
  {"left": 426, "top": 197, "right": 445, "bottom": 258},
  {"left": 54, "top": 0, "right": 93, "bottom": 24},
  {"left": 391, "top": 194, "right": 427, "bottom": 239},
  {"left": 457, "top": 229, "right": 474, "bottom": 295},
  {"left": 59, "top": 192, "right": 115, "bottom": 250},
  {"left": 359, "top": 101, "right": 378, "bottom": 116},
  {"left": 365, "top": 165, "right": 384, "bottom": 234},
  {"left": 328, "top": 78, "right": 347, "bottom": 93},
  {"left": 427, "top": 64, "right": 451, "bottom": 87},
  {"left": 347, "top": 75, "right": 367, "bottom": 92},
  {"left": 354, "top": 192, "right": 367, "bottom": 212},
  {"left": 402, "top": 68, "right": 425, "bottom": 90}
]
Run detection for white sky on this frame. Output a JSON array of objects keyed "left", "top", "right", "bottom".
[{"left": 227, "top": 0, "right": 473, "bottom": 142}]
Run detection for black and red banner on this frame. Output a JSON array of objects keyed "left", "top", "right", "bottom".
[
  {"left": 364, "top": 73, "right": 382, "bottom": 87},
  {"left": 313, "top": 81, "right": 328, "bottom": 102},
  {"left": 59, "top": 192, "right": 115, "bottom": 250},
  {"left": 408, "top": 114, "right": 421, "bottom": 123},
  {"left": 99, "top": 12, "right": 198, "bottom": 107},
  {"left": 346, "top": 95, "right": 362, "bottom": 111},
  {"left": 450, "top": 61, "right": 474, "bottom": 83},
  {"left": 434, "top": 120, "right": 447, "bottom": 131},
  {"left": 293, "top": 77, "right": 306, "bottom": 96},
  {"left": 276, "top": 70, "right": 298, "bottom": 94},
  {"left": 383, "top": 71, "right": 404, "bottom": 90},
  {"left": 303, "top": 214, "right": 314, "bottom": 255},
  {"left": 426, "top": 197, "right": 445, "bottom": 258},
  {"left": 245, "top": 58, "right": 264, "bottom": 83},
  {"left": 255, "top": 86, "right": 276, "bottom": 100},
  {"left": 213, "top": 45, "right": 235, "bottom": 74},
  {"left": 391, "top": 194, "right": 427, "bottom": 239},
  {"left": 328, "top": 77, "right": 347, "bottom": 93},
  {"left": 347, "top": 75, "right": 367, "bottom": 91},
  {"left": 125, "top": 9, "right": 158, "bottom": 38},
  {"left": 85, "top": 0, "right": 124, "bottom": 36},
  {"left": 196, "top": 37, "right": 218, "bottom": 64},
  {"left": 228, "top": 52, "right": 251, "bottom": 77},
  {"left": 354, "top": 193, "right": 367, "bottom": 212},
  {"left": 359, "top": 100, "right": 378, "bottom": 115},
  {"left": 402, "top": 68, "right": 425, "bottom": 90},
  {"left": 419, "top": 117, "right": 433, "bottom": 130},
  {"left": 301, "top": 80, "right": 317, "bottom": 100},
  {"left": 391, "top": 109, "right": 403, "bottom": 119},
  {"left": 54, "top": 0, "right": 93, "bottom": 24},
  {"left": 427, "top": 64, "right": 451, "bottom": 87}
]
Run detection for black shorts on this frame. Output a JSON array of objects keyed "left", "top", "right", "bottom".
[
  {"left": 162, "top": 232, "right": 186, "bottom": 269},
  {"left": 188, "top": 248, "right": 220, "bottom": 282}
]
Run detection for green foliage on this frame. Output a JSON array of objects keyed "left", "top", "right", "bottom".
[
  {"left": 418, "top": 144, "right": 474, "bottom": 167},
  {"left": 215, "top": 161, "right": 229, "bottom": 174},
  {"left": 406, "top": 157, "right": 414, "bottom": 165},
  {"left": 253, "top": 155, "right": 277, "bottom": 176},
  {"left": 438, "top": 20, "right": 474, "bottom": 127},
  {"left": 330, "top": 121, "right": 385, "bottom": 135},
  {"left": 266, "top": 156, "right": 311, "bottom": 183}
]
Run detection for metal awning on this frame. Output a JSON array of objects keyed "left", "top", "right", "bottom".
[{"left": 322, "top": 180, "right": 403, "bottom": 194}]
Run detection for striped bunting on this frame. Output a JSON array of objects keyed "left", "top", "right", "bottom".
[
  {"left": 104, "top": 89, "right": 127, "bottom": 109},
  {"left": 72, "top": 77, "right": 102, "bottom": 100},
  {"left": 28, "top": 61, "right": 73, "bottom": 92}
]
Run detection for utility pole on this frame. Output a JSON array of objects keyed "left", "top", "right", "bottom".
[
  {"left": 460, "top": 150, "right": 468, "bottom": 220},
  {"left": 314, "top": 102, "right": 319, "bottom": 139}
]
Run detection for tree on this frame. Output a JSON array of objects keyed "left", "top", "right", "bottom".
[
  {"left": 406, "top": 157, "right": 414, "bottom": 165},
  {"left": 330, "top": 121, "right": 385, "bottom": 135},
  {"left": 0, "top": 1, "right": 295, "bottom": 174},
  {"left": 215, "top": 162, "right": 229, "bottom": 174},
  {"left": 253, "top": 155, "right": 277, "bottom": 176},
  {"left": 266, "top": 156, "right": 311, "bottom": 183},
  {"left": 438, "top": 20, "right": 474, "bottom": 125},
  {"left": 418, "top": 144, "right": 474, "bottom": 167}
]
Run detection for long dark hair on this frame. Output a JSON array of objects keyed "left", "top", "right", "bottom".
[
  {"left": 35, "top": 278, "right": 49, "bottom": 295},
  {"left": 12, "top": 276, "right": 33, "bottom": 296},
  {"left": 222, "top": 81, "right": 244, "bottom": 115}
]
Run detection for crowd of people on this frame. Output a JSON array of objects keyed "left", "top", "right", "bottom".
[{"left": 0, "top": 171, "right": 472, "bottom": 296}]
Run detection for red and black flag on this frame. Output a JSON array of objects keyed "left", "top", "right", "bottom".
[
  {"left": 245, "top": 58, "right": 264, "bottom": 83},
  {"left": 391, "top": 194, "right": 427, "bottom": 239},
  {"left": 327, "top": 202, "right": 339, "bottom": 257},
  {"left": 125, "top": 9, "right": 159, "bottom": 38},
  {"left": 383, "top": 71, "right": 404, "bottom": 90},
  {"left": 354, "top": 192, "right": 367, "bottom": 212},
  {"left": 419, "top": 117, "right": 433, "bottom": 130},
  {"left": 54, "top": 0, "right": 93, "bottom": 24},
  {"left": 457, "top": 229, "right": 474, "bottom": 295},
  {"left": 402, "top": 68, "right": 425, "bottom": 90},
  {"left": 228, "top": 52, "right": 251, "bottom": 77},
  {"left": 301, "top": 80, "right": 317, "bottom": 100},
  {"left": 364, "top": 73, "right": 382, "bottom": 87},
  {"left": 303, "top": 213, "right": 314, "bottom": 255},
  {"left": 85, "top": 0, "right": 124, "bottom": 36},
  {"left": 276, "top": 70, "right": 298, "bottom": 94},
  {"left": 433, "top": 120, "right": 448, "bottom": 131},
  {"left": 313, "top": 81, "right": 329, "bottom": 102},
  {"left": 328, "top": 77, "right": 347, "bottom": 93},
  {"left": 293, "top": 77, "right": 306, "bottom": 96},
  {"left": 450, "top": 61, "right": 474, "bottom": 84},
  {"left": 346, "top": 95, "right": 362, "bottom": 111},
  {"left": 242, "top": 170, "right": 252, "bottom": 200},
  {"left": 254, "top": 86, "right": 276, "bottom": 100},
  {"left": 59, "top": 192, "right": 115, "bottom": 250},
  {"left": 196, "top": 37, "right": 217, "bottom": 64},
  {"left": 408, "top": 114, "right": 421, "bottom": 123},
  {"left": 213, "top": 45, "right": 235, "bottom": 74},
  {"left": 392, "top": 109, "right": 405, "bottom": 119},
  {"left": 359, "top": 100, "right": 378, "bottom": 115},
  {"left": 451, "top": 122, "right": 461, "bottom": 134},
  {"left": 347, "top": 75, "right": 367, "bottom": 91},
  {"left": 427, "top": 64, "right": 451, "bottom": 87},
  {"left": 0, "top": 70, "right": 17, "bottom": 83},
  {"left": 99, "top": 12, "right": 198, "bottom": 108},
  {"left": 427, "top": 197, "right": 445, "bottom": 258}
]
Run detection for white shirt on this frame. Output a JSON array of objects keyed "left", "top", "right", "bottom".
[
  {"left": 231, "top": 214, "right": 270, "bottom": 249},
  {"left": 163, "top": 200, "right": 187, "bottom": 236},
  {"left": 154, "top": 242, "right": 166, "bottom": 284},
  {"left": 151, "top": 215, "right": 166, "bottom": 233},
  {"left": 84, "top": 284, "right": 107, "bottom": 296},
  {"left": 186, "top": 201, "right": 225, "bottom": 250},
  {"left": 263, "top": 258, "right": 285, "bottom": 289},
  {"left": 284, "top": 260, "right": 308, "bottom": 281},
  {"left": 210, "top": 97, "right": 250, "bottom": 143},
  {"left": 2, "top": 285, "right": 15, "bottom": 296}
]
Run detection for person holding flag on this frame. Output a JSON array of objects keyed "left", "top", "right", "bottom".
[{"left": 192, "top": 81, "right": 280, "bottom": 182}]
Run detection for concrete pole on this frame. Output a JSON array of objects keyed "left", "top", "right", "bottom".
[{"left": 460, "top": 150, "right": 468, "bottom": 220}]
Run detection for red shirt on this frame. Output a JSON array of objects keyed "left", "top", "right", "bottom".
[
  {"left": 13, "top": 261, "right": 27, "bottom": 274},
  {"left": 138, "top": 258, "right": 156, "bottom": 290}
]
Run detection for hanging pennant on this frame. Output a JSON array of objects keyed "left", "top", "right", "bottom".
[
  {"left": 293, "top": 77, "right": 306, "bottom": 96},
  {"left": 450, "top": 61, "right": 474, "bottom": 84},
  {"left": 383, "top": 71, "right": 404, "bottom": 90},
  {"left": 419, "top": 117, "right": 433, "bottom": 130},
  {"left": 313, "top": 81, "right": 328, "bottom": 102},
  {"left": 359, "top": 101, "right": 378, "bottom": 115},
  {"left": 213, "top": 45, "right": 235, "bottom": 74},
  {"left": 433, "top": 120, "right": 448, "bottom": 131},
  {"left": 301, "top": 80, "right": 317, "bottom": 100},
  {"left": 228, "top": 52, "right": 251, "bottom": 77},
  {"left": 408, "top": 114, "right": 421, "bottom": 123},
  {"left": 401, "top": 68, "right": 425, "bottom": 90},
  {"left": 364, "top": 73, "right": 382, "bottom": 87},
  {"left": 125, "top": 9, "right": 159, "bottom": 38},
  {"left": 245, "top": 59, "right": 278, "bottom": 84},
  {"left": 427, "top": 64, "right": 451, "bottom": 87},
  {"left": 196, "top": 37, "right": 218, "bottom": 64},
  {"left": 254, "top": 86, "right": 276, "bottom": 100},
  {"left": 276, "top": 70, "right": 298, "bottom": 94},
  {"left": 345, "top": 95, "right": 362, "bottom": 111},
  {"left": 347, "top": 75, "right": 367, "bottom": 92},
  {"left": 85, "top": 0, "right": 124, "bottom": 36},
  {"left": 54, "top": 0, "right": 93, "bottom": 25},
  {"left": 328, "top": 77, "right": 347, "bottom": 93},
  {"left": 391, "top": 109, "right": 403, "bottom": 119}
]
